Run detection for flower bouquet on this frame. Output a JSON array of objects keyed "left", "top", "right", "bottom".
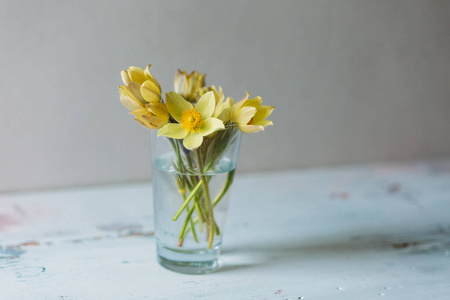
[{"left": 118, "top": 65, "right": 274, "bottom": 273}]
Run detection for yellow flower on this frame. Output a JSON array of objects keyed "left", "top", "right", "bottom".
[
  {"left": 130, "top": 103, "right": 169, "bottom": 129},
  {"left": 199, "top": 85, "right": 224, "bottom": 105},
  {"left": 173, "top": 70, "right": 206, "bottom": 102},
  {"left": 198, "top": 85, "right": 233, "bottom": 123},
  {"left": 230, "top": 92, "right": 274, "bottom": 133},
  {"left": 213, "top": 97, "right": 233, "bottom": 123},
  {"left": 119, "top": 65, "right": 168, "bottom": 129},
  {"left": 119, "top": 65, "right": 161, "bottom": 110},
  {"left": 158, "top": 91, "right": 225, "bottom": 149}
]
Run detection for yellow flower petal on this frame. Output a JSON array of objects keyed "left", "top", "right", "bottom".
[
  {"left": 135, "top": 117, "right": 152, "bottom": 129},
  {"left": 141, "top": 115, "right": 167, "bottom": 129},
  {"left": 235, "top": 106, "right": 257, "bottom": 126},
  {"left": 198, "top": 117, "right": 224, "bottom": 136},
  {"left": 243, "top": 96, "right": 262, "bottom": 108},
  {"left": 165, "top": 92, "right": 193, "bottom": 123},
  {"left": 183, "top": 132, "right": 203, "bottom": 149},
  {"left": 127, "top": 66, "right": 147, "bottom": 85},
  {"left": 144, "top": 65, "right": 161, "bottom": 91},
  {"left": 157, "top": 123, "right": 188, "bottom": 139},
  {"left": 130, "top": 108, "right": 164, "bottom": 129},
  {"left": 130, "top": 108, "right": 148, "bottom": 118},
  {"left": 127, "top": 81, "right": 147, "bottom": 105},
  {"left": 238, "top": 124, "right": 264, "bottom": 133},
  {"left": 200, "top": 85, "right": 224, "bottom": 105},
  {"left": 141, "top": 81, "right": 161, "bottom": 103},
  {"left": 174, "top": 69, "right": 188, "bottom": 94},
  {"left": 213, "top": 97, "right": 233, "bottom": 122},
  {"left": 121, "top": 71, "right": 131, "bottom": 85},
  {"left": 119, "top": 84, "right": 146, "bottom": 107},
  {"left": 256, "top": 120, "right": 273, "bottom": 127},
  {"left": 120, "top": 94, "right": 144, "bottom": 111},
  {"left": 216, "top": 108, "right": 230, "bottom": 122},
  {"left": 252, "top": 105, "right": 274, "bottom": 124},
  {"left": 174, "top": 70, "right": 206, "bottom": 102},
  {"left": 142, "top": 79, "right": 160, "bottom": 94},
  {"left": 146, "top": 103, "right": 169, "bottom": 122},
  {"left": 216, "top": 86, "right": 224, "bottom": 103},
  {"left": 230, "top": 92, "right": 249, "bottom": 121},
  {"left": 195, "top": 91, "right": 215, "bottom": 120},
  {"left": 186, "top": 71, "right": 206, "bottom": 102}
]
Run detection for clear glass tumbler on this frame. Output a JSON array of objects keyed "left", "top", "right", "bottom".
[{"left": 151, "top": 126, "right": 241, "bottom": 274}]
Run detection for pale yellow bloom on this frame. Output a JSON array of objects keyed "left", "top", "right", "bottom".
[
  {"left": 199, "top": 85, "right": 224, "bottom": 105},
  {"left": 158, "top": 91, "right": 225, "bottom": 149},
  {"left": 119, "top": 65, "right": 161, "bottom": 110},
  {"left": 230, "top": 92, "right": 274, "bottom": 133},
  {"left": 119, "top": 65, "right": 168, "bottom": 129},
  {"left": 213, "top": 97, "right": 233, "bottom": 123},
  {"left": 174, "top": 70, "right": 206, "bottom": 103},
  {"left": 199, "top": 85, "right": 231, "bottom": 122},
  {"left": 130, "top": 103, "right": 169, "bottom": 129}
]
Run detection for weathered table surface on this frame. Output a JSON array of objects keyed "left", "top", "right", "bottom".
[{"left": 1, "top": 160, "right": 450, "bottom": 299}]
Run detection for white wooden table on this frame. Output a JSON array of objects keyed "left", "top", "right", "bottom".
[{"left": 1, "top": 160, "right": 450, "bottom": 299}]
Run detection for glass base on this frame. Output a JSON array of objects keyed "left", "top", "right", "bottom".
[{"left": 156, "top": 243, "right": 221, "bottom": 274}]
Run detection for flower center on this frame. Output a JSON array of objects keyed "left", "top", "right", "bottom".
[{"left": 181, "top": 108, "right": 203, "bottom": 132}]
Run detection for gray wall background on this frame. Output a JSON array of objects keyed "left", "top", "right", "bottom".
[{"left": 1, "top": 0, "right": 450, "bottom": 192}]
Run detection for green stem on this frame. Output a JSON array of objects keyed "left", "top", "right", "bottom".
[
  {"left": 169, "top": 138, "right": 224, "bottom": 247},
  {"left": 195, "top": 150, "right": 215, "bottom": 249},
  {"left": 174, "top": 178, "right": 199, "bottom": 244},
  {"left": 215, "top": 223, "right": 221, "bottom": 236},
  {"left": 162, "top": 139, "right": 202, "bottom": 247},
  {"left": 194, "top": 196, "right": 206, "bottom": 222},
  {"left": 169, "top": 139, "right": 204, "bottom": 247},
  {"left": 189, "top": 217, "right": 199, "bottom": 243},
  {"left": 178, "top": 204, "right": 196, "bottom": 247},
  {"left": 199, "top": 218, "right": 204, "bottom": 233},
  {"left": 185, "top": 169, "right": 235, "bottom": 234},
  {"left": 173, "top": 139, "right": 207, "bottom": 225},
  {"left": 173, "top": 139, "right": 185, "bottom": 172},
  {"left": 172, "top": 180, "right": 202, "bottom": 221},
  {"left": 212, "top": 170, "right": 235, "bottom": 207}
]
